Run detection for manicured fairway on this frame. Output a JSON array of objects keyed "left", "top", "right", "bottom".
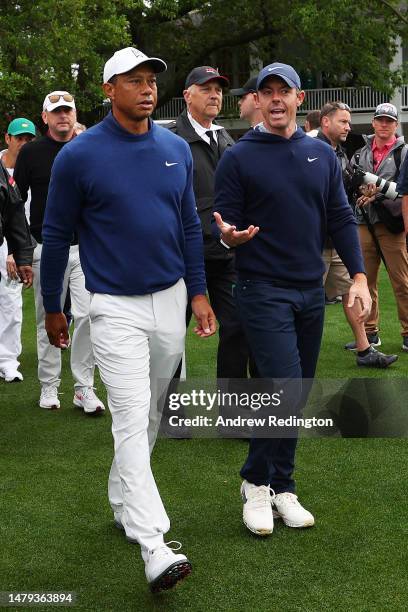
[{"left": 1, "top": 268, "right": 407, "bottom": 611}]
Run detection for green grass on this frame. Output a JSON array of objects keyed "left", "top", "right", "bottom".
[{"left": 1, "top": 267, "right": 407, "bottom": 611}]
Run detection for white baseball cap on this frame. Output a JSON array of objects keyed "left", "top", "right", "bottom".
[
  {"left": 103, "top": 47, "right": 167, "bottom": 83},
  {"left": 374, "top": 102, "right": 398, "bottom": 121},
  {"left": 43, "top": 91, "right": 76, "bottom": 112}
]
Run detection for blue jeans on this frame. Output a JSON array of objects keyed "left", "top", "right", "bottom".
[{"left": 235, "top": 280, "right": 325, "bottom": 493}]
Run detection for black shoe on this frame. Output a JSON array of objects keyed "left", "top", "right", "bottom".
[
  {"left": 345, "top": 333, "right": 381, "bottom": 351},
  {"left": 402, "top": 337, "right": 408, "bottom": 351},
  {"left": 356, "top": 346, "right": 398, "bottom": 368}
]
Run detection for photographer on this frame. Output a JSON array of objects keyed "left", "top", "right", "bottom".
[
  {"left": 348, "top": 103, "right": 408, "bottom": 352},
  {"left": 317, "top": 101, "right": 397, "bottom": 367}
]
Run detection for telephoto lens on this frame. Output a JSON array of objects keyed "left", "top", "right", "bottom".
[{"left": 352, "top": 164, "right": 400, "bottom": 200}]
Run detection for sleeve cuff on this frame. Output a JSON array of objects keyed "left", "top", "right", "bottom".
[
  {"left": 186, "top": 283, "right": 207, "bottom": 300},
  {"left": 42, "top": 293, "right": 63, "bottom": 313}
]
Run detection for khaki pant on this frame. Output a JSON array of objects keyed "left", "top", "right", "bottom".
[
  {"left": 358, "top": 223, "right": 408, "bottom": 336},
  {"left": 322, "top": 247, "right": 353, "bottom": 299},
  {"left": 33, "top": 243, "right": 95, "bottom": 388}
]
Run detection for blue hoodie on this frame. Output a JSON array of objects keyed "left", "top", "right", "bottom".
[
  {"left": 41, "top": 113, "right": 206, "bottom": 312},
  {"left": 214, "top": 127, "right": 364, "bottom": 286}
]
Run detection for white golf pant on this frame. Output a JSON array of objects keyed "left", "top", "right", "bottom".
[
  {"left": 34, "top": 243, "right": 94, "bottom": 388},
  {"left": 0, "top": 241, "right": 23, "bottom": 373},
  {"left": 89, "top": 279, "right": 187, "bottom": 554}
]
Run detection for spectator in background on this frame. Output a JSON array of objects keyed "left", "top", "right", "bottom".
[
  {"left": 348, "top": 103, "right": 408, "bottom": 352},
  {"left": 304, "top": 110, "right": 320, "bottom": 137},
  {"left": 317, "top": 102, "right": 397, "bottom": 367},
  {"left": 168, "top": 66, "right": 253, "bottom": 381},
  {"left": 14, "top": 92, "right": 104, "bottom": 413},
  {"left": 0, "top": 157, "right": 34, "bottom": 348},
  {"left": 230, "top": 76, "right": 263, "bottom": 127},
  {"left": 73, "top": 122, "right": 86, "bottom": 135},
  {"left": 0, "top": 118, "right": 36, "bottom": 382}
]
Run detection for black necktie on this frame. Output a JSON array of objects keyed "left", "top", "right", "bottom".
[{"left": 206, "top": 130, "right": 218, "bottom": 155}]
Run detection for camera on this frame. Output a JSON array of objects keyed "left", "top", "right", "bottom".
[{"left": 350, "top": 164, "right": 400, "bottom": 200}]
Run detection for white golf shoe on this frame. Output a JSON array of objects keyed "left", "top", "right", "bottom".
[
  {"left": 1, "top": 369, "right": 23, "bottom": 383},
  {"left": 39, "top": 385, "right": 60, "bottom": 410},
  {"left": 145, "top": 542, "right": 192, "bottom": 593},
  {"left": 241, "top": 480, "right": 274, "bottom": 536},
  {"left": 73, "top": 387, "right": 105, "bottom": 414},
  {"left": 272, "top": 492, "right": 315, "bottom": 528}
]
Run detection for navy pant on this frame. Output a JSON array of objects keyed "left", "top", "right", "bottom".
[{"left": 235, "top": 281, "right": 325, "bottom": 493}]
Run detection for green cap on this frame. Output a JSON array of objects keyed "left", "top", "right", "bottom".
[{"left": 7, "top": 117, "right": 36, "bottom": 137}]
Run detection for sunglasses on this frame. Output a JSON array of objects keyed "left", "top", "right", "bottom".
[
  {"left": 47, "top": 93, "right": 74, "bottom": 104},
  {"left": 320, "top": 101, "right": 351, "bottom": 117}
]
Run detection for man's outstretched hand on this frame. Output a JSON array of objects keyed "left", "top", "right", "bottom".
[
  {"left": 213, "top": 211, "right": 259, "bottom": 247},
  {"left": 191, "top": 295, "right": 217, "bottom": 337}
]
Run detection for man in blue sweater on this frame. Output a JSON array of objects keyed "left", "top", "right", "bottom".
[
  {"left": 213, "top": 63, "right": 371, "bottom": 536},
  {"left": 40, "top": 47, "right": 215, "bottom": 592},
  {"left": 397, "top": 150, "right": 408, "bottom": 232}
]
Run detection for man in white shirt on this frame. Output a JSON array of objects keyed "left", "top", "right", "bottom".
[{"left": 168, "top": 67, "right": 254, "bottom": 386}]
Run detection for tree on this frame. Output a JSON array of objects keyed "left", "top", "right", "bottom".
[
  {"left": 0, "top": 0, "right": 132, "bottom": 129},
  {"left": 130, "top": 0, "right": 408, "bottom": 105},
  {"left": 0, "top": 0, "right": 407, "bottom": 130}
]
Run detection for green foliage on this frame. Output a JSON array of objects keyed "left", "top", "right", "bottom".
[
  {"left": 0, "top": 0, "right": 132, "bottom": 128},
  {"left": 0, "top": 0, "right": 407, "bottom": 130}
]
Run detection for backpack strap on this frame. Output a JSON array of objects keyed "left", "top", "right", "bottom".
[{"left": 393, "top": 147, "right": 402, "bottom": 181}]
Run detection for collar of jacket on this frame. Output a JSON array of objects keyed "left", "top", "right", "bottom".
[
  {"left": 316, "top": 130, "right": 347, "bottom": 157},
  {"left": 362, "top": 132, "right": 405, "bottom": 152},
  {"left": 175, "top": 108, "right": 226, "bottom": 145}
]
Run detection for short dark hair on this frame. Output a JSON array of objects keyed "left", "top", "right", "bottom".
[
  {"left": 108, "top": 75, "right": 118, "bottom": 84},
  {"left": 320, "top": 101, "right": 351, "bottom": 123},
  {"left": 305, "top": 110, "right": 320, "bottom": 130}
]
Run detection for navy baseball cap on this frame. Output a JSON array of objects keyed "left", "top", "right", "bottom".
[
  {"left": 185, "top": 66, "right": 229, "bottom": 89},
  {"left": 257, "top": 63, "right": 301, "bottom": 90},
  {"left": 230, "top": 76, "right": 257, "bottom": 97}
]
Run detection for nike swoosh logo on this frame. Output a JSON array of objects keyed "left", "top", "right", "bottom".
[
  {"left": 165, "top": 161, "right": 178, "bottom": 166},
  {"left": 307, "top": 157, "right": 318, "bottom": 162}
]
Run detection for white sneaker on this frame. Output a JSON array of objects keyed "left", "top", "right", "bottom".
[
  {"left": 73, "top": 387, "right": 105, "bottom": 414},
  {"left": 39, "top": 385, "right": 60, "bottom": 410},
  {"left": 241, "top": 480, "right": 274, "bottom": 536},
  {"left": 0, "top": 369, "right": 23, "bottom": 383},
  {"left": 272, "top": 492, "right": 315, "bottom": 528},
  {"left": 145, "top": 541, "right": 192, "bottom": 593}
]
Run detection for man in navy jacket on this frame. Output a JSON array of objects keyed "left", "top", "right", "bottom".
[
  {"left": 40, "top": 47, "right": 215, "bottom": 592},
  {"left": 213, "top": 63, "right": 371, "bottom": 536},
  {"left": 397, "top": 150, "right": 408, "bottom": 232}
]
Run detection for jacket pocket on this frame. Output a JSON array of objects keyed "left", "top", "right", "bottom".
[{"left": 196, "top": 196, "right": 214, "bottom": 239}]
